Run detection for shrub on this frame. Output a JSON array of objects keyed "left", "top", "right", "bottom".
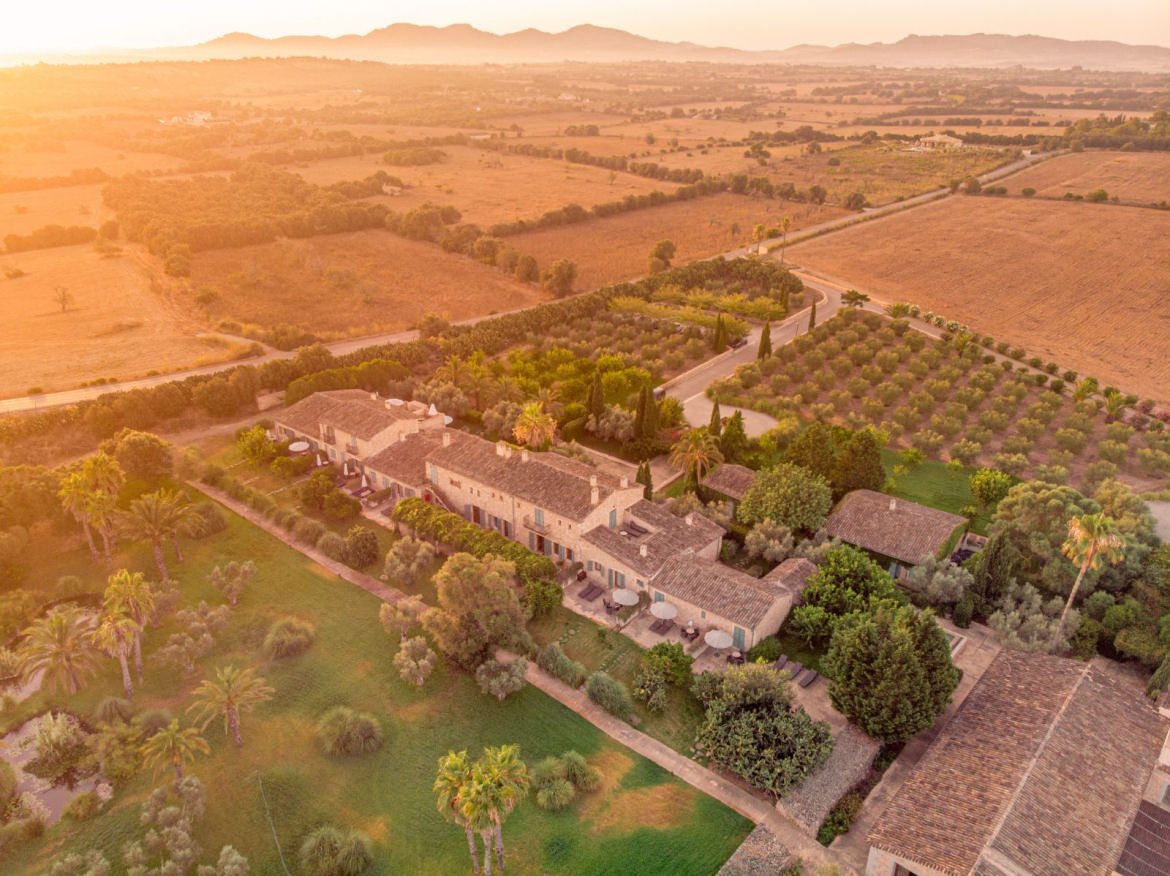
[
  {"left": 747, "top": 637, "right": 783, "bottom": 663},
  {"left": 537, "top": 643, "right": 586, "bottom": 688},
  {"left": 316, "top": 707, "right": 384, "bottom": 756},
  {"left": 0, "top": 760, "right": 15, "bottom": 813},
  {"left": 62, "top": 790, "right": 102, "bottom": 821},
  {"left": 475, "top": 657, "right": 528, "bottom": 701},
  {"left": 585, "top": 671, "right": 634, "bottom": 721},
  {"left": 536, "top": 777, "right": 576, "bottom": 811},
  {"left": 293, "top": 517, "right": 327, "bottom": 546},
  {"left": 187, "top": 502, "right": 227, "bottom": 538},
  {"left": 299, "top": 825, "right": 374, "bottom": 876},
  {"left": 953, "top": 596, "right": 974, "bottom": 628},
  {"left": 136, "top": 708, "right": 174, "bottom": 738},
  {"left": 316, "top": 532, "right": 346, "bottom": 561},
  {"left": 560, "top": 751, "right": 601, "bottom": 791},
  {"left": 264, "top": 617, "right": 316, "bottom": 659},
  {"left": 93, "top": 696, "right": 133, "bottom": 725},
  {"left": 818, "top": 791, "right": 863, "bottom": 845},
  {"left": 343, "top": 527, "right": 379, "bottom": 569}
]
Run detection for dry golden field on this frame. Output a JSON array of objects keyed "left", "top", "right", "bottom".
[
  {"left": 293, "top": 145, "right": 668, "bottom": 227},
  {"left": 0, "top": 245, "right": 234, "bottom": 396},
  {"left": 0, "top": 139, "right": 176, "bottom": 180},
  {"left": 791, "top": 196, "right": 1170, "bottom": 401},
  {"left": 1003, "top": 150, "right": 1170, "bottom": 203},
  {"left": 189, "top": 230, "right": 548, "bottom": 335},
  {"left": 0, "top": 184, "right": 111, "bottom": 237},
  {"left": 511, "top": 192, "right": 847, "bottom": 290}
]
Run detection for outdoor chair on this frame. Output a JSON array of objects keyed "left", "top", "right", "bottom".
[
  {"left": 798, "top": 670, "right": 819, "bottom": 688},
  {"left": 774, "top": 654, "right": 789, "bottom": 670},
  {"left": 786, "top": 661, "right": 804, "bottom": 679}
]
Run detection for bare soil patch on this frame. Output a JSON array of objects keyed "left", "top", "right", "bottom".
[
  {"left": 791, "top": 196, "right": 1170, "bottom": 401},
  {"left": 1004, "top": 150, "right": 1170, "bottom": 203},
  {"left": 0, "top": 184, "right": 111, "bottom": 238},
  {"left": 0, "top": 244, "right": 230, "bottom": 397},
  {"left": 511, "top": 192, "right": 847, "bottom": 290},
  {"left": 189, "top": 230, "right": 547, "bottom": 336}
]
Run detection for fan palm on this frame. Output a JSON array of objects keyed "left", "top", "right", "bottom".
[
  {"left": 86, "top": 490, "right": 119, "bottom": 569},
  {"left": 458, "top": 771, "right": 499, "bottom": 876},
  {"left": 120, "top": 489, "right": 196, "bottom": 580},
  {"left": 103, "top": 569, "right": 156, "bottom": 683},
  {"left": 1053, "top": 513, "right": 1126, "bottom": 653},
  {"left": 58, "top": 472, "right": 100, "bottom": 563},
  {"left": 18, "top": 607, "right": 100, "bottom": 695},
  {"left": 669, "top": 428, "right": 723, "bottom": 488},
  {"left": 435, "top": 750, "right": 480, "bottom": 875},
  {"left": 187, "top": 665, "right": 274, "bottom": 747},
  {"left": 479, "top": 745, "right": 529, "bottom": 871},
  {"left": 92, "top": 610, "right": 139, "bottom": 699},
  {"left": 512, "top": 402, "right": 556, "bottom": 450},
  {"left": 140, "top": 719, "right": 209, "bottom": 780},
  {"left": 82, "top": 451, "right": 124, "bottom": 497}
]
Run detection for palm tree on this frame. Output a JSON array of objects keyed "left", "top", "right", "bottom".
[
  {"left": 534, "top": 386, "right": 563, "bottom": 418},
  {"left": 1053, "top": 513, "right": 1127, "bottom": 653},
  {"left": 58, "top": 472, "right": 100, "bottom": 562},
  {"left": 104, "top": 569, "right": 156, "bottom": 684},
  {"left": 512, "top": 402, "right": 556, "bottom": 450},
  {"left": 457, "top": 770, "right": 499, "bottom": 876},
  {"left": 435, "top": 750, "right": 480, "bottom": 875},
  {"left": 87, "top": 490, "right": 119, "bottom": 569},
  {"left": 18, "top": 607, "right": 100, "bottom": 695},
  {"left": 479, "top": 745, "right": 529, "bottom": 871},
  {"left": 669, "top": 428, "right": 723, "bottom": 489},
  {"left": 120, "top": 489, "right": 196, "bottom": 580},
  {"left": 140, "top": 719, "right": 209, "bottom": 780},
  {"left": 778, "top": 215, "right": 791, "bottom": 265},
  {"left": 92, "top": 611, "right": 139, "bottom": 699},
  {"left": 187, "top": 665, "right": 274, "bottom": 747},
  {"left": 82, "top": 451, "right": 124, "bottom": 497}
]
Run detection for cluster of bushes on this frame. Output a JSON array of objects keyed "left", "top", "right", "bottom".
[
  {"left": 4, "top": 224, "right": 97, "bottom": 253},
  {"left": 0, "top": 167, "right": 108, "bottom": 194},
  {"left": 532, "top": 751, "right": 601, "bottom": 811},
  {"left": 392, "top": 497, "right": 561, "bottom": 614},
  {"left": 298, "top": 470, "right": 362, "bottom": 520},
  {"left": 382, "top": 147, "right": 446, "bottom": 166},
  {"left": 585, "top": 671, "right": 635, "bottom": 721},
  {"left": 264, "top": 617, "right": 316, "bottom": 659},
  {"left": 631, "top": 642, "right": 694, "bottom": 712},
  {"left": 316, "top": 706, "right": 384, "bottom": 756},
  {"left": 537, "top": 642, "right": 586, "bottom": 688},
  {"left": 484, "top": 140, "right": 706, "bottom": 183}
]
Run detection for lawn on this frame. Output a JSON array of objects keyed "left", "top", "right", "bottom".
[
  {"left": 528, "top": 607, "right": 706, "bottom": 756},
  {"left": 881, "top": 449, "right": 990, "bottom": 534},
  {"left": 3, "top": 500, "right": 751, "bottom": 875}
]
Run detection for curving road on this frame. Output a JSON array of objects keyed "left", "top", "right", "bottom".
[{"left": 0, "top": 149, "right": 1059, "bottom": 416}]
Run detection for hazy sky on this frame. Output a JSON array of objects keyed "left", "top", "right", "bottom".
[{"left": 4, "top": 0, "right": 1168, "bottom": 54}]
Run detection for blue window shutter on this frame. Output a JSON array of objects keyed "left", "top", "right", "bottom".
[
  {"left": 654, "top": 592, "right": 664, "bottom": 602},
  {"left": 464, "top": 504, "right": 471, "bottom": 519},
  {"left": 609, "top": 510, "right": 617, "bottom": 529}
]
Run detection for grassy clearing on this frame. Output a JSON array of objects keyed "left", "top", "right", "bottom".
[
  {"left": 5, "top": 500, "right": 750, "bottom": 875},
  {"left": 881, "top": 449, "right": 989, "bottom": 535},
  {"left": 528, "top": 607, "right": 706, "bottom": 755}
]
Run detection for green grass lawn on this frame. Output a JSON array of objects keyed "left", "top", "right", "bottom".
[
  {"left": 529, "top": 608, "right": 706, "bottom": 756},
  {"left": 881, "top": 450, "right": 991, "bottom": 535},
  {"left": 3, "top": 500, "right": 751, "bottom": 875}
]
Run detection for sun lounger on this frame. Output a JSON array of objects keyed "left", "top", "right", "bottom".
[
  {"left": 774, "top": 655, "right": 789, "bottom": 670},
  {"left": 798, "top": 670, "right": 819, "bottom": 688},
  {"left": 785, "top": 661, "right": 804, "bottom": 679},
  {"left": 577, "top": 583, "right": 603, "bottom": 601}
]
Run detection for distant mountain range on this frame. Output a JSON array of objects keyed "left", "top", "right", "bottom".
[{"left": 9, "top": 26, "right": 1170, "bottom": 71}]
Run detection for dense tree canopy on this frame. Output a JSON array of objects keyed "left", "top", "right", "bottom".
[
  {"left": 790, "top": 545, "right": 905, "bottom": 647},
  {"left": 737, "top": 463, "right": 832, "bottom": 534},
  {"left": 422, "top": 553, "right": 529, "bottom": 669}
]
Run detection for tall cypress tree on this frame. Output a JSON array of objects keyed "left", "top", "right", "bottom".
[
  {"left": 633, "top": 386, "right": 648, "bottom": 438},
  {"left": 712, "top": 315, "right": 728, "bottom": 353},
  {"left": 808, "top": 302, "right": 817, "bottom": 331},
  {"left": 643, "top": 391, "right": 659, "bottom": 439},
  {"left": 829, "top": 429, "right": 885, "bottom": 499},
  {"left": 708, "top": 401, "right": 722, "bottom": 437},
  {"left": 636, "top": 461, "right": 653, "bottom": 500},
  {"left": 757, "top": 322, "right": 772, "bottom": 360},
  {"left": 587, "top": 370, "right": 605, "bottom": 421}
]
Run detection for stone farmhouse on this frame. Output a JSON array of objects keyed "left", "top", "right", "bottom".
[
  {"left": 273, "top": 390, "right": 810, "bottom": 647},
  {"left": 824, "top": 490, "right": 967, "bottom": 578},
  {"left": 866, "top": 650, "right": 1170, "bottom": 876}
]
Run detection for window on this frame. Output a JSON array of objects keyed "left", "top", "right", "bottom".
[
  {"left": 636, "top": 579, "right": 645, "bottom": 589},
  {"left": 609, "top": 509, "right": 617, "bottom": 529},
  {"left": 701, "top": 610, "right": 706, "bottom": 619},
  {"left": 654, "top": 592, "right": 664, "bottom": 602},
  {"left": 534, "top": 508, "right": 545, "bottom": 527},
  {"left": 893, "top": 866, "right": 921, "bottom": 876},
  {"left": 733, "top": 627, "right": 746, "bottom": 650},
  {"left": 615, "top": 572, "right": 625, "bottom": 588},
  {"left": 566, "top": 548, "right": 573, "bottom": 562}
]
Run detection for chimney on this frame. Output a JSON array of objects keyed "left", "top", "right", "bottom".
[
  {"left": 370, "top": 391, "right": 378, "bottom": 401},
  {"left": 589, "top": 474, "right": 598, "bottom": 488},
  {"left": 889, "top": 499, "right": 897, "bottom": 512},
  {"left": 619, "top": 475, "right": 629, "bottom": 488},
  {"left": 685, "top": 513, "right": 695, "bottom": 526},
  {"left": 590, "top": 485, "right": 600, "bottom": 506},
  {"left": 520, "top": 449, "right": 529, "bottom": 463},
  {"left": 442, "top": 431, "right": 451, "bottom": 448},
  {"left": 496, "top": 441, "right": 507, "bottom": 458},
  {"left": 639, "top": 543, "right": 648, "bottom": 558}
]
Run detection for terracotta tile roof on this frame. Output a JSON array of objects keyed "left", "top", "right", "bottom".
[
  {"left": 824, "top": 489, "right": 966, "bottom": 565},
  {"left": 762, "top": 558, "right": 817, "bottom": 596},
  {"left": 702, "top": 464, "right": 758, "bottom": 501},
  {"left": 364, "top": 430, "right": 454, "bottom": 489},
  {"left": 274, "top": 390, "right": 429, "bottom": 441},
  {"left": 426, "top": 433, "right": 631, "bottom": 522},
  {"left": 1117, "top": 801, "right": 1170, "bottom": 876},
  {"left": 651, "top": 553, "right": 778, "bottom": 629},
  {"left": 867, "top": 651, "right": 1167, "bottom": 876},
  {"left": 582, "top": 499, "right": 724, "bottom": 578}
]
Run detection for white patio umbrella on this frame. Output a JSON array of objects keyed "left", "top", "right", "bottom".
[
  {"left": 315, "top": 453, "right": 324, "bottom": 467},
  {"left": 650, "top": 601, "right": 678, "bottom": 620},
  {"left": 288, "top": 440, "right": 309, "bottom": 453},
  {"left": 361, "top": 473, "right": 369, "bottom": 488},
  {"left": 704, "top": 629, "right": 733, "bottom": 650},
  {"left": 612, "top": 589, "right": 640, "bottom": 606}
]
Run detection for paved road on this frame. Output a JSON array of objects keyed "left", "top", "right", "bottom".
[{"left": 0, "top": 149, "right": 1059, "bottom": 416}]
